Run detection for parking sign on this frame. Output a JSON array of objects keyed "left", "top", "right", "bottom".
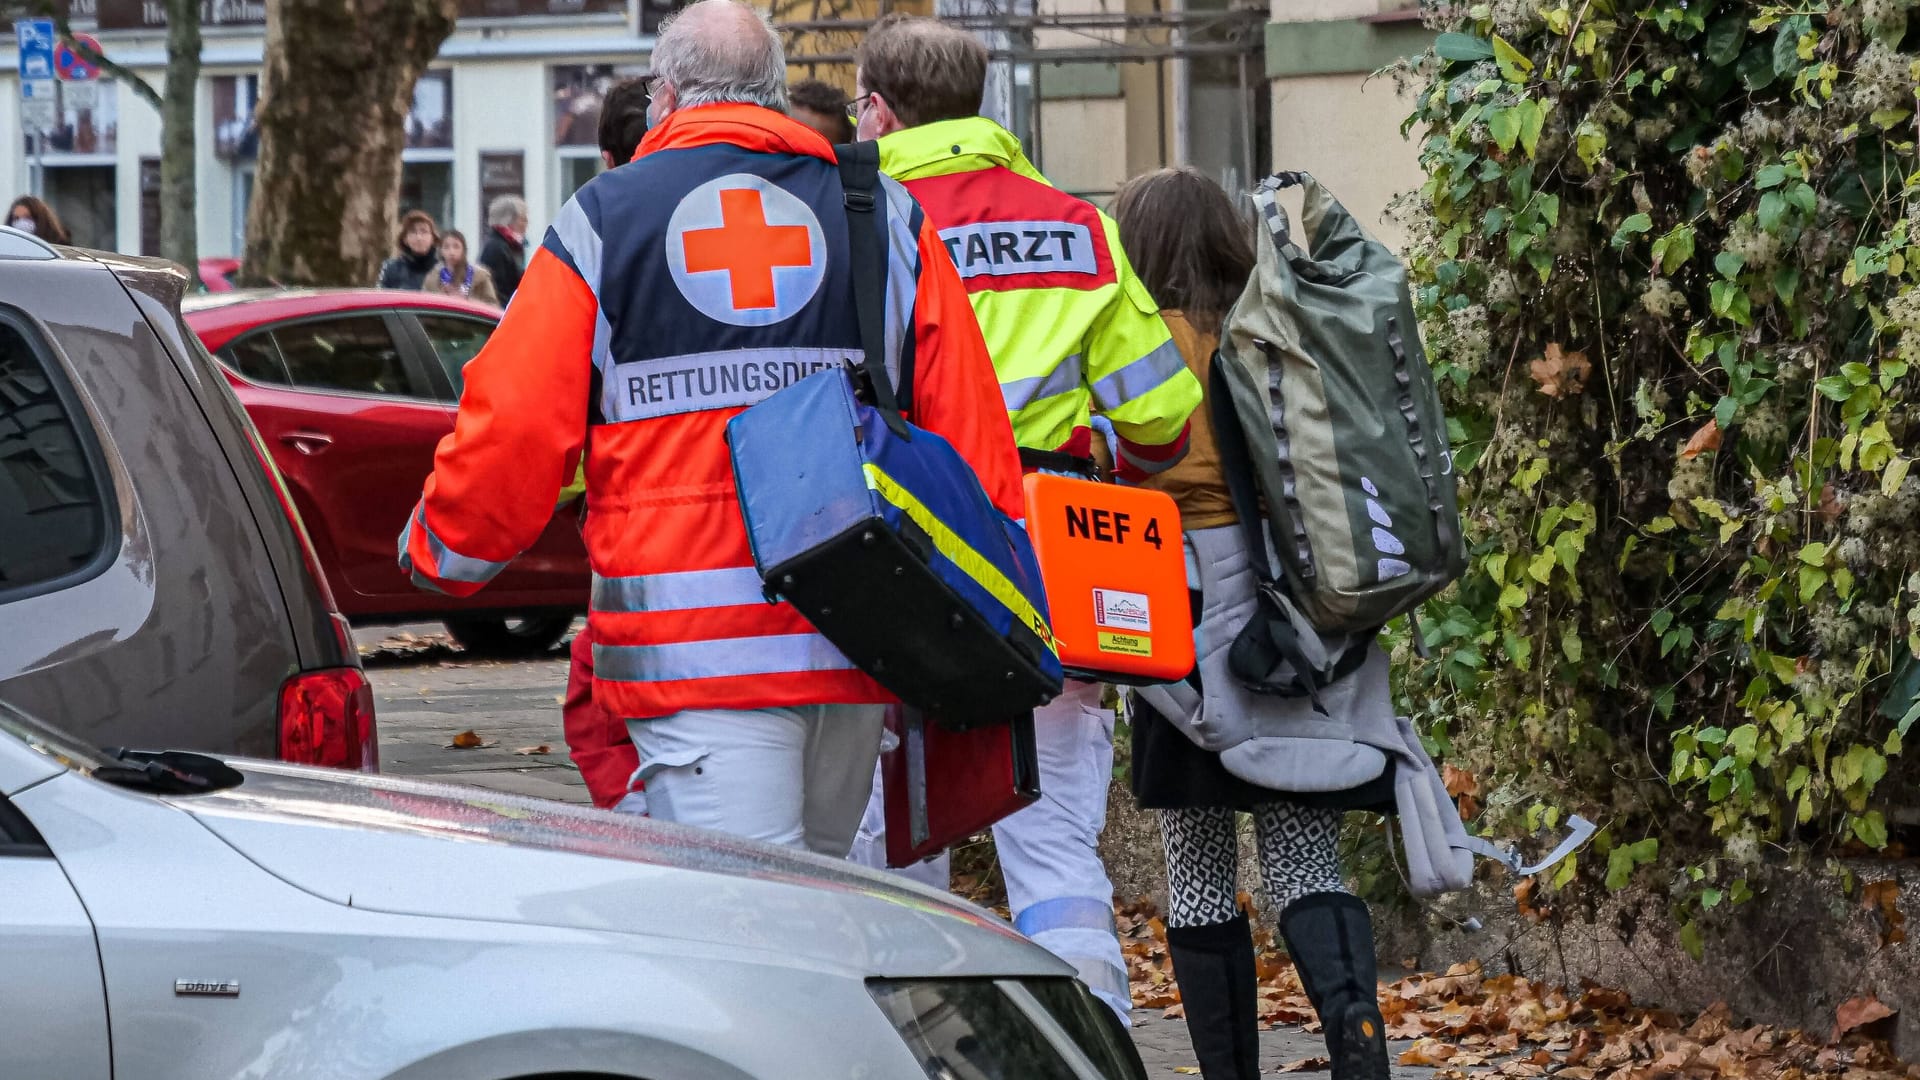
[
  {"left": 19, "top": 79, "right": 57, "bottom": 133},
  {"left": 16, "top": 19, "right": 57, "bottom": 81}
]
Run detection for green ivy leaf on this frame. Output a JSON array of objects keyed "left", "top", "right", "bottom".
[
  {"left": 1435, "top": 33, "right": 1496, "bottom": 62},
  {"left": 1758, "top": 191, "right": 1787, "bottom": 233},
  {"left": 1852, "top": 812, "right": 1889, "bottom": 850},
  {"left": 1679, "top": 920, "right": 1705, "bottom": 961},
  {"left": 1701, "top": 887, "right": 1724, "bottom": 909},
  {"left": 1493, "top": 35, "right": 1535, "bottom": 83},
  {"left": 1575, "top": 119, "right": 1609, "bottom": 168},
  {"left": 1612, "top": 212, "right": 1653, "bottom": 250},
  {"left": 1773, "top": 265, "right": 1801, "bottom": 303},
  {"left": 1714, "top": 250, "right": 1746, "bottom": 278},
  {"left": 1882, "top": 456, "right": 1911, "bottom": 497},
  {"left": 1518, "top": 98, "right": 1548, "bottom": 157},
  {"left": 1755, "top": 164, "right": 1788, "bottom": 189},
  {"left": 1652, "top": 225, "right": 1695, "bottom": 274},
  {"left": 1652, "top": 609, "right": 1674, "bottom": 635},
  {"left": 1528, "top": 550, "right": 1557, "bottom": 584},
  {"left": 1489, "top": 106, "right": 1522, "bottom": 152}
]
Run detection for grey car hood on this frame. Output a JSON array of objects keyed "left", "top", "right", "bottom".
[{"left": 179, "top": 762, "right": 1060, "bottom": 980}]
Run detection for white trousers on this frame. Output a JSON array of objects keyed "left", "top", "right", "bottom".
[
  {"left": 850, "top": 681, "right": 1132, "bottom": 1024},
  {"left": 627, "top": 704, "right": 886, "bottom": 858}
]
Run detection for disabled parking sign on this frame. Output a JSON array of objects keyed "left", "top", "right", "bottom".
[{"left": 16, "top": 19, "right": 57, "bottom": 81}]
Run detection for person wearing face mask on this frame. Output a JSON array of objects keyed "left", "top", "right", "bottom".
[
  {"left": 379, "top": 210, "right": 441, "bottom": 290},
  {"left": 398, "top": 0, "right": 1021, "bottom": 857},
  {"left": 8, "top": 196, "right": 72, "bottom": 245},
  {"left": 847, "top": 13, "right": 1201, "bottom": 1028}
]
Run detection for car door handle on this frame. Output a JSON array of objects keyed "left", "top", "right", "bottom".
[{"left": 279, "top": 431, "right": 333, "bottom": 455}]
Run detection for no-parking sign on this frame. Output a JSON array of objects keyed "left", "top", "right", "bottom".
[{"left": 55, "top": 33, "right": 103, "bottom": 81}]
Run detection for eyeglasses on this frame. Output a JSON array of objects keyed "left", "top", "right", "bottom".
[
  {"left": 646, "top": 75, "right": 666, "bottom": 98},
  {"left": 846, "top": 92, "right": 875, "bottom": 122}
]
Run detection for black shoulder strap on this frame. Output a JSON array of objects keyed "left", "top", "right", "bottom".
[
  {"left": 835, "top": 140, "right": 910, "bottom": 437},
  {"left": 1208, "top": 353, "right": 1277, "bottom": 584}
]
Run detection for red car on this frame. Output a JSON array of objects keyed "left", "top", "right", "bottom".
[
  {"left": 198, "top": 257, "right": 242, "bottom": 292},
  {"left": 183, "top": 289, "right": 589, "bottom": 654}
]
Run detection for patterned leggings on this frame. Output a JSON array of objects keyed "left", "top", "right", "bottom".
[{"left": 1158, "top": 803, "right": 1347, "bottom": 928}]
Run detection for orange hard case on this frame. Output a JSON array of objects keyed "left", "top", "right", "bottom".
[{"left": 1021, "top": 473, "right": 1194, "bottom": 684}]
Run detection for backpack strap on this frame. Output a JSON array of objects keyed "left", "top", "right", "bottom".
[
  {"left": 1387, "top": 315, "right": 1456, "bottom": 573},
  {"left": 835, "top": 140, "right": 911, "bottom": 438}
]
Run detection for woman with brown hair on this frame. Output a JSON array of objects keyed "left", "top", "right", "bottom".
[
  {"left": 421, "top": 229, "right": 500, "bottom": 306},
  {"left": 1113, "top": 166, "right": 1392, "bottom": 1080},
  {"left": 378, "top": 209, "right": 440, "bottom": 290},
  {"left": 7, "top": 195, "right": 72, "bottom": 245}
]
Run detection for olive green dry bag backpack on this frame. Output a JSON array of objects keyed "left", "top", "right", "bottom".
[{"left": 1212, "top": 172, "right": 1466, "bottom": 701}]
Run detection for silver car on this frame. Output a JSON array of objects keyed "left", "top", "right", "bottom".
[{"left": 0, "top": 704, "right": 1144, "bottom": 1079}]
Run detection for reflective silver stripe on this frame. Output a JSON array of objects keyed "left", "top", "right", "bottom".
[
  {"left": 1115, "top": 437, "right": 1187, "bottom": 477},
  {"left": 592, "top": 567, "right": 767, "bottom": 614},
  {"left": 1000, "top": 353, "right": 1085, "bottom": 412},
  {"left": 411, "top": 505, "right": 511, "bottom": 585},
  {"left": 594, "top": 633, "right": 859, "bottom": 683},
  {"left": 552, "top": 197, "right": 604, "bottom": 299},
  {"left": 600, "top": 346, "right": 859, "bottom": 423},
  {"left": 879, "top": 174, "right": 921, "bottom": 388},
  {"left": 1090, "top": 337, "right": 1186, "bottom": 411}
]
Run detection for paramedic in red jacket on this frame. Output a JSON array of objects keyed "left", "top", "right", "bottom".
[{"left": 400, "top": 0, "right": 1023, "bottom": 855}]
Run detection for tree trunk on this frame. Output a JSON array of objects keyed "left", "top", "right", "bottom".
[
  {"left": 160, "top": 0, "right": 200, "bottom": 283},
  {"left": 240, "top": 0, "right": 458, "bottom": 286}
]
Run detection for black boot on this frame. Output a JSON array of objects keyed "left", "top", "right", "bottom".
[
  {"left": 1165, "top": 912, "right": 1261, "bottom": 1080},
  {"left": 1279, "top": 893, "right": 1389, "bottom": 1080}
]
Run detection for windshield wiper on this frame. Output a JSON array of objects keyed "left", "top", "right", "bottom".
[{"left": 94, "top": 749, "right": 245, "bottom": 795}]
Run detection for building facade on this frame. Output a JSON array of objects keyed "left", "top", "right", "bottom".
[
  {"left": 4, "top": 0, "right": 670, "bottom": 258},
  {"left": 4, "top": 1, "right": 1435, "bottom": 264}
]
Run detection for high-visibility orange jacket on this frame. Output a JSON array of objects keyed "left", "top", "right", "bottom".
[
  {"left": 877, "top": 118, "right": 1201, "bottom": 480},
  {"left": 400, "top": 104, "right": 1024, "bottom": 722}
]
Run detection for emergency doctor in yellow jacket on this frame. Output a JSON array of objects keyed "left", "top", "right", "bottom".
[{"left": 846, "top": 13, "right": 1202, "bottom": 1027}]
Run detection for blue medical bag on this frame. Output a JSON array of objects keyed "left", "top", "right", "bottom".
[
  {"left": 728, "top": 366, "right": 1062, "bottom": 725},
  {"left": 725, "top": 140, "right": 1061, "bottom": 727}
]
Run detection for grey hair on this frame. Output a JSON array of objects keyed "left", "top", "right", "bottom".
[
  {"left": 487, "top": 194, "right": 528, "bottom": 227},
  {"left": 650, "top": 0, "right": 788, "bottom": 112}
]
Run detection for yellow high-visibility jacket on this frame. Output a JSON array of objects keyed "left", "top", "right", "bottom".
[{"left": 878, "top": 118, "right": 1200, "bottom": 479}]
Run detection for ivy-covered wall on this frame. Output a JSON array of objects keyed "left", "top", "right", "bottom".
[{"left": 1394, "top": 0, "right": 1920, "bottom": 945}]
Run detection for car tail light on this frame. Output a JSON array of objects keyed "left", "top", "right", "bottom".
[{"left": 279, "top": 667, "right": 379, "bottom": 772}]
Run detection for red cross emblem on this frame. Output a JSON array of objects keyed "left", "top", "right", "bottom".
[
  {"left": 666, "top": 175, "right": 827, "bottom": 327},
  {"left": 682, "top": 189, "right": 814, "bottom": 310}
]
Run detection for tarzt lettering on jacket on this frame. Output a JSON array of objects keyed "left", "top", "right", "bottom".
[{"left": 939, "top": 221, "right": 1098, "bottom": 279}]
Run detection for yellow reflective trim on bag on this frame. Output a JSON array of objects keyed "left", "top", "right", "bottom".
[{"left": 861, "top": 462, "right": 1058, "bottom": 655}]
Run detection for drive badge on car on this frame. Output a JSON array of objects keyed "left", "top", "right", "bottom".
[{"left": 175, "top": 979, "right": 241, "bottom": 997}]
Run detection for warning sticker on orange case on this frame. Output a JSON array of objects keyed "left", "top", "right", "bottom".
[
  {"left": 1097, "top": 631, "right": 1152, "bottom": 656},
  {"left": 1093, "top": 588, "right": 1152, "bottom": 632}
]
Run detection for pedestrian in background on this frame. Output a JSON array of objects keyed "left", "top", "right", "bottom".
[
  {"left": 787, "top": 78, "right": 853, "bottom": 144},
  {"left": 8, "top": 195, "right": 71, "bottom": 244},
  {"left": 597, "top": 77, "right": 652, "bottom": 170},
  {"left": 478, "top": 195, "right": 530, "bottom": 304},
  {"left": 399, "top": 0, "right": 1021, "bottom": 857},
  {"left": 422, "top": 229, "right": 500, "bottom": 306},
  {"left": 379, "top": 210, "right": 440, "bottom": 290},
  {"left": 1113, "top": 166, "right": 1393, "bottom": 1080},
  {"left": 851, "top": 13, "right": 1203, "bottom": 1028}
]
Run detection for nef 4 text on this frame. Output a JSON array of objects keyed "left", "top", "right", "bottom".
[{"left": 1064, "top": 505, "right": 1163, "bottom": 549}]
